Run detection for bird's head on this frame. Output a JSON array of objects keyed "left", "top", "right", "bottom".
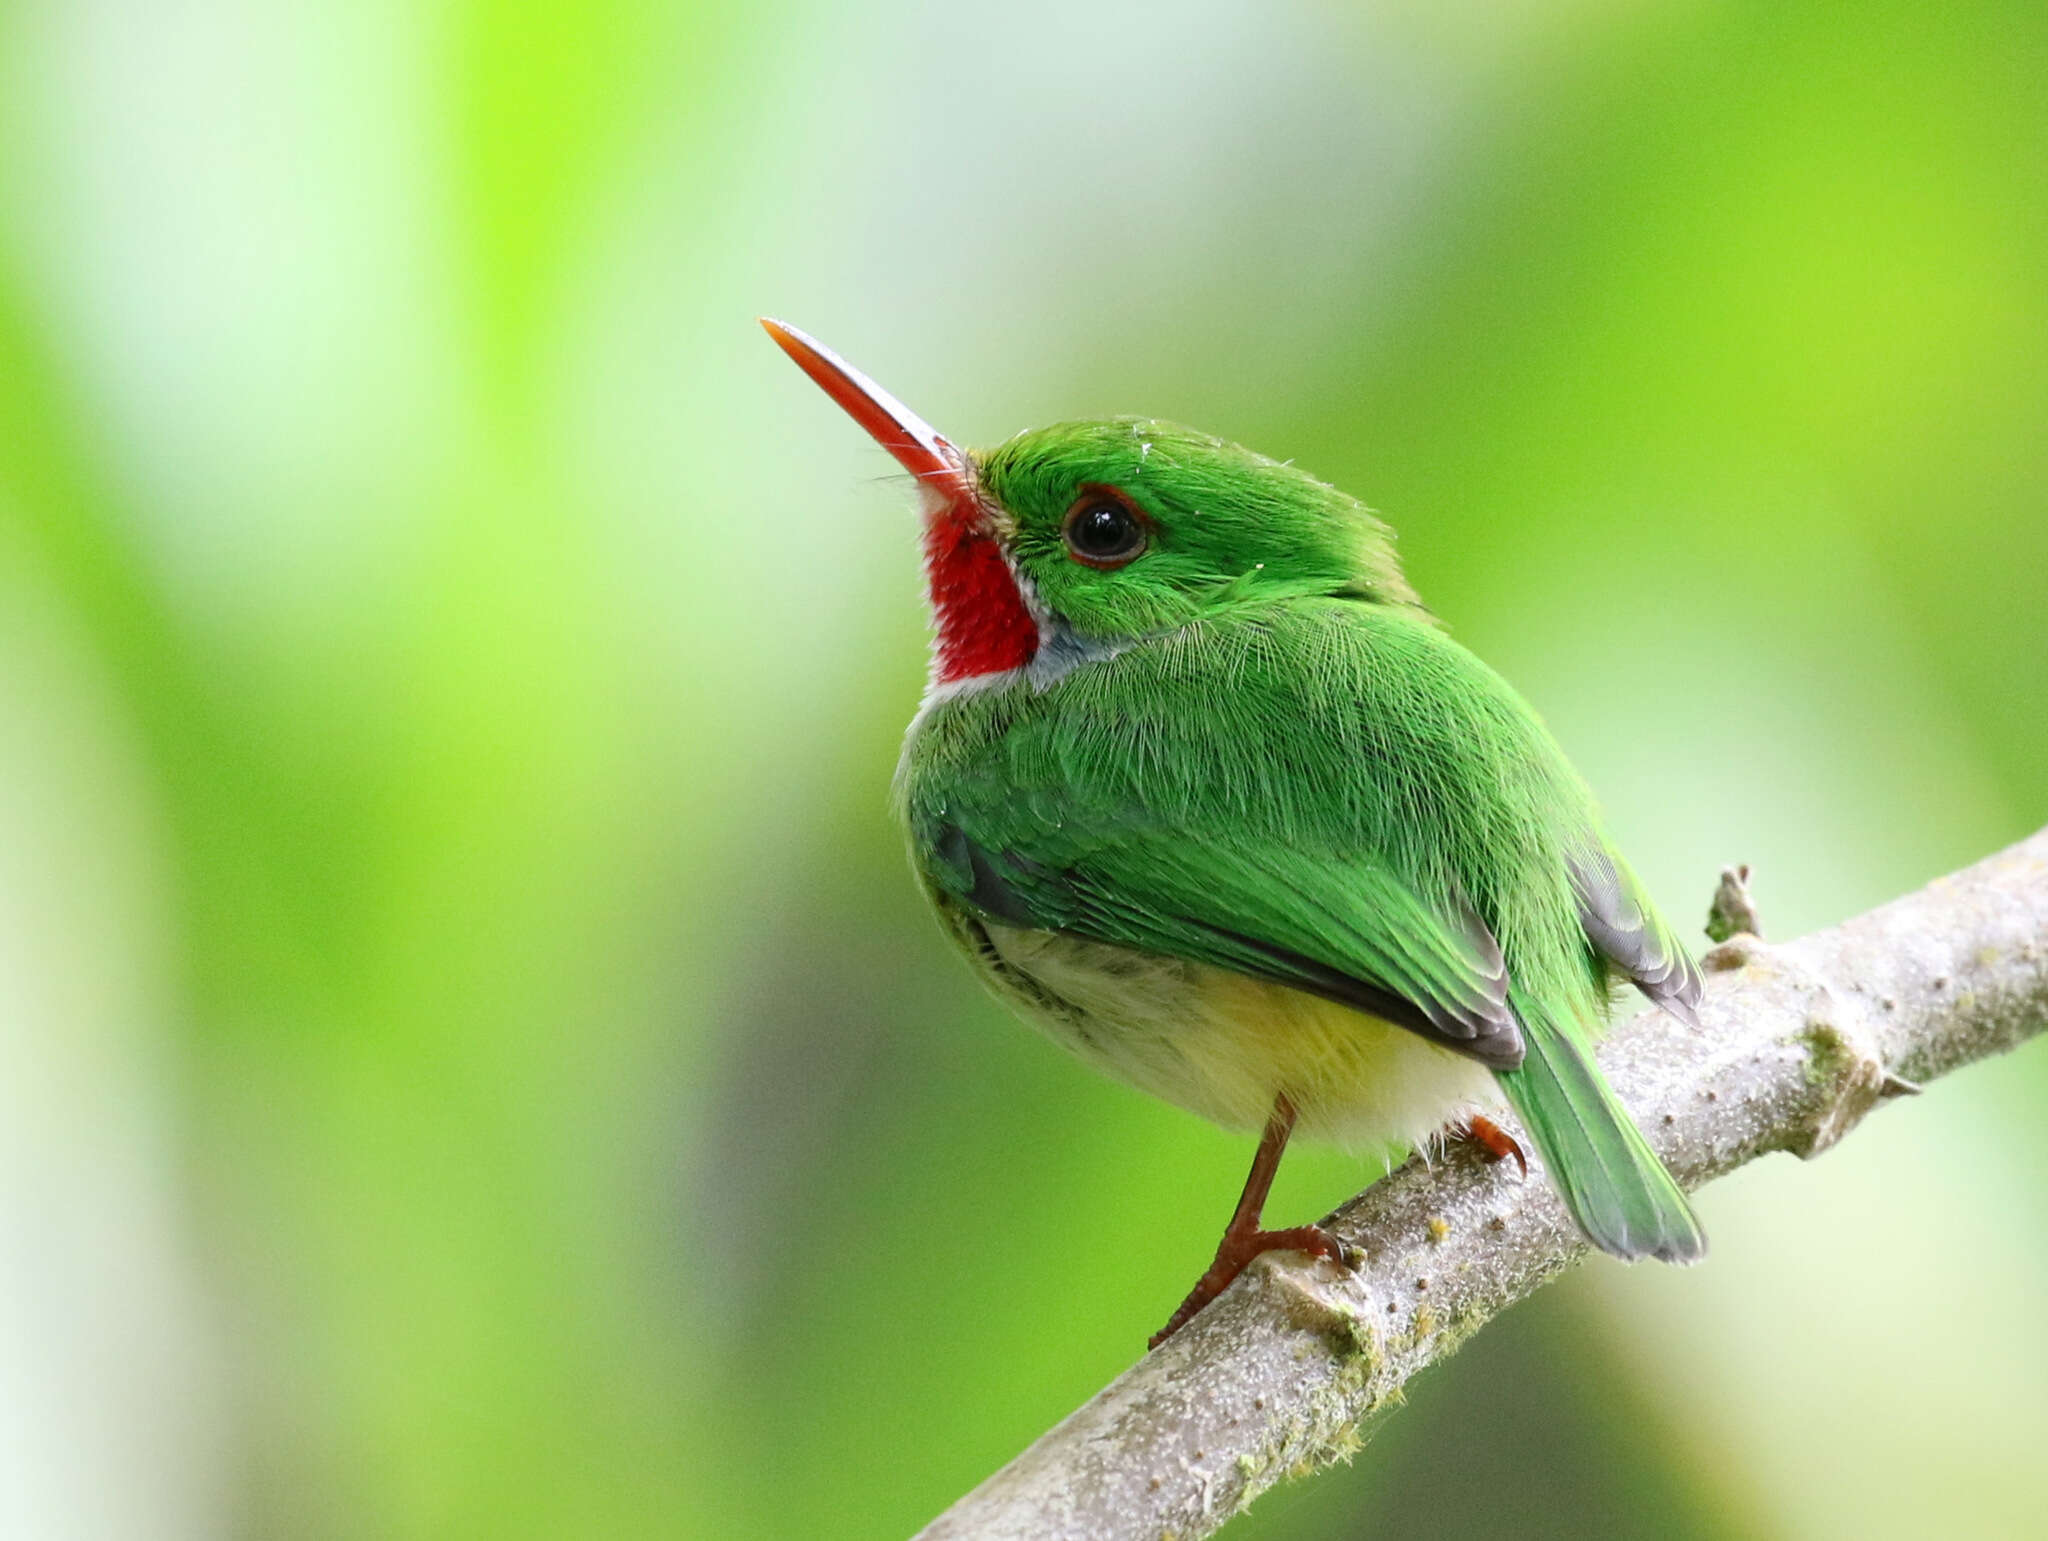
[{"left": 763, "top": 320, "right": 1422, "bottom": 688}]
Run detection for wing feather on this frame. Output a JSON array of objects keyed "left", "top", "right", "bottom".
[
  {"left": 921, "top": 812, "right": 1526, "bottom": 1069},
  {"left": 1570, "top": 849, "right": 1704, "bottom": 1027}
]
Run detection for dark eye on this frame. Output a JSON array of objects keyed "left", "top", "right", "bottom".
[{"left": 1061, "top": 488, "right": 1149, "bottom": 569}]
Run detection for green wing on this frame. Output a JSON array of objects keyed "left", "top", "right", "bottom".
[{"left": 920, "top": 808, "right": 1525, "bottom": 1069}]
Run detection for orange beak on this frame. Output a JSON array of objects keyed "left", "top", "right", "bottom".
[{"left": 760, "top": 318, "right": 976, "bottom": 506}]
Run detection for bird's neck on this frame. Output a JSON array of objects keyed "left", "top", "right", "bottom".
[{"left": 923, "top": 517, "right": 1039, "bottom": 685}]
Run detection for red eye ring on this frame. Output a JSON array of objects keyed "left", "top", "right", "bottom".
[{"left": 1061, "top": 485, "right": 1150, "bottom": 569}]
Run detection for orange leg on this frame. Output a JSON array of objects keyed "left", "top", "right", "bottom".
[
  {"left": 1148, "top": 1094, "right": 1353, "bottom": 1350},
  {"left": 1455, "top": 1112, "right": 1528, "bottom": 1176}
]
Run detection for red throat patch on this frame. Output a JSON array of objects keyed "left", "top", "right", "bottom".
[{"left": 923, "top": 510, "right": 1039, "bottom": 684}]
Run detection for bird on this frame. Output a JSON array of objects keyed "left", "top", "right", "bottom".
[{"left": 762, "top": 317, "right": 1706, "bottom": 1348}]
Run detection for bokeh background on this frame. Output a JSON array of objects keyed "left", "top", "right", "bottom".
[{"left": 2, "top": 2, "right": 2045, "bottom": 1537}]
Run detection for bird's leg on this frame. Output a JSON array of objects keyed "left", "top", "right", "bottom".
[
  {"left": 1453, "top": 1112, "right": 1528, "bottom": 1176},
  {"left": 1148, "top": 1093, "right": 1353, "bottom": 1350}
]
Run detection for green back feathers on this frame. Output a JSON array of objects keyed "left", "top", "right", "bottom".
[{"left": 908, "top": 600, "right": 1604, "bottom": 1043}]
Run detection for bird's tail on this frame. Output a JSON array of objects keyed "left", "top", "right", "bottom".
[{"left": 1495, "top": 1009, "right": 1706, "bottom": 1264}]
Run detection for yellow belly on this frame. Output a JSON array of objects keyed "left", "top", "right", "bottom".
[{"left": 980, "top": 922, "right": 1500, "bottom": 1154}]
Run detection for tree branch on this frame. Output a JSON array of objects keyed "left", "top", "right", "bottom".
[{"left": 915, "top": 828, "right": 2048, "bottom": 1541}]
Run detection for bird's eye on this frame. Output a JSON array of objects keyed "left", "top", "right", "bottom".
[{"left": 1061, "top": 488, "right": 1149, "bottom": 569}]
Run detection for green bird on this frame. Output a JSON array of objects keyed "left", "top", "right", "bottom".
[{"left": 763, "top": 318, "right": 1706, "bottom": 1346}]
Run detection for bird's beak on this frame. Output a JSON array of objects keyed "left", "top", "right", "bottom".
[{"left": 760, "top": 318, "right": 976, "bottom": 508}]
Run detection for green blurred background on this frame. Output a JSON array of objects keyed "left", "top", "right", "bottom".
[{"left": 2, "top": 2, "right": 2045, "bottom": 1537}]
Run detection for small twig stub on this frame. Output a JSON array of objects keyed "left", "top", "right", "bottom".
[{"left": 1706, "top": 861, "right": 1763, "bottom": 942}]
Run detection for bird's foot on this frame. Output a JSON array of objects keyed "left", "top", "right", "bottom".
[
  {"left": 1453, "top": 1113, "right": 1528, "bottom": 1176},
  {"left": 1148, "top": 1221, "right": 1354, "bottom": 1350}
]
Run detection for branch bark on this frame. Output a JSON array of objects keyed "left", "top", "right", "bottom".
[{"left": 915, "top": 828, "right": 2048, "bottom": 1541}]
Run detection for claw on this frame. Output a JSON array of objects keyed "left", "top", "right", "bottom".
[
  {"left": 1149, "top": 1221, "right": 1350, "bottom": 1349},
  {"left": 1456, "top": 1113, "right": 1528, "bottom": 1177}
]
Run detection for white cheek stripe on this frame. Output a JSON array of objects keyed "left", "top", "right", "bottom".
[{"left": 914, "top": 557, "right": 1128, "bottom": 715}]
